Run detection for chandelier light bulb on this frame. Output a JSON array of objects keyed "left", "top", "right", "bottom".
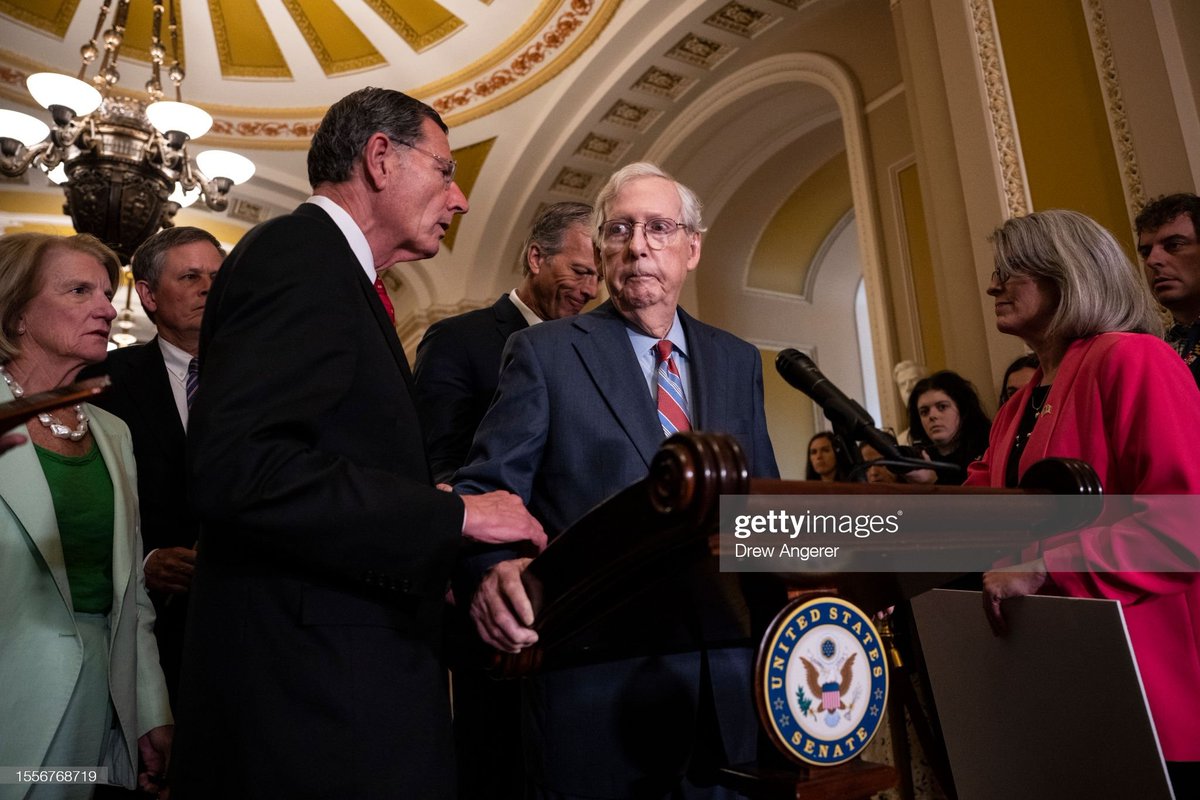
[
  {"left": 7, "top": 3, "right": 255, "bottom": 265},
  {"left": 26, "top": 72, "right": 102, "bottom": 117},
  {"left": 0, "top": 109, "right": 50, "bottom": 147},
  {"left": 146, "top": 101, "right": 213, "bottom": 140},
  {"left": 196, "top": 149, "right": 256, "bottom": 185},
  {"left": 168, "top": 181, "right": 201, "bottom": 208},
  {"left": 44, "top": 163, "right": 68, "bottom": 184}
]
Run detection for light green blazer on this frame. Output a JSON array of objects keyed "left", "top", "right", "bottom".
[{"left": 0, "top": 381, "right": 172, "bottom": 797}]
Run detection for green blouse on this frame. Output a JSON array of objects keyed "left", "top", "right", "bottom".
[{"left": 35, "top": 443, "right": 115, "bottom": 614}]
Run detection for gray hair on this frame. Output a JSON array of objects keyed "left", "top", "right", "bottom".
[
  {"left": 590, "top": 162, "right": 707, "bottom": 248},
  {"left": 0, "top": 233, "right": 120, "bottom": 362},
  {"left": 989, "top": 209, "right": 1162, "bottom": 341},
  {"left": 131, "top": 226, "right": 224, "bottom": 289},
  {"left": 519, "top": 202, "right": 593, "bottom": 276},
  {"left": 307, "top": 87, "right": 447, "bottom": 188}
]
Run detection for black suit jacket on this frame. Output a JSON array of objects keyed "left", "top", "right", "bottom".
[
  {"left": 413, "top": 293, "right": 528, "bottom": 483},
  {"left": 80, "top": 338, "right": 196, "bottom": 702},
  {"left": 171, "top": 203, "right": 465, "bottom": 800}
]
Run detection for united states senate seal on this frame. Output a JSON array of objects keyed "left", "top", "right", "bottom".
[{"left": 756, "top": 596, "right": 889, "bottom": 766}]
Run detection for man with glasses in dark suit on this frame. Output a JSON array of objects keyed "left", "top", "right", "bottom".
[
  {"left": 457, "top": 163, "right": 778, "bottom": 800},
  {"left": 172, "top": 87, "right": 545, "bottom": 800}
]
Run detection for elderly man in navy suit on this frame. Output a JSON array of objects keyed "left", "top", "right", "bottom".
[
  {"left": 80, "top": 225, "right": 222, "bottom": 706},
  {"left": 456, "top": 163, "right": 778, "bottom": 799}
]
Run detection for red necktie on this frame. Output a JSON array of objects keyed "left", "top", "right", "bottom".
[
  {"left": 654, "top": 340, "right": 690, "bottom": 436},
  {"left": 374, "top": 277, "right": 395, "bottom": 325}
]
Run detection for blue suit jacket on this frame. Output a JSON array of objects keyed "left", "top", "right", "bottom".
[
  {"left": 454, "top": 300, "right": 778, "bottom": 797},
  {"left": 456, "top": 300, "right": 777, "bottom": 533}
]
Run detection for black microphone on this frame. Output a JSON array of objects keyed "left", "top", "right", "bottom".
[{"left": 775, "top": 349, "right": 908, "bottom": 463}]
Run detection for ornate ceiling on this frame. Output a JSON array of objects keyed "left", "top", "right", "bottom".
[
  {"left": 0, "top": 0, "right": 854, "bottom": 238},
  {"left": 0, "top": 0, "right": 620, "bottom": 145},
  {"left": 0, "top": 0, "right": 905, "bottom": 457},
  {"left": 0, "top": 0, "right": 868, "bottom": 338}
]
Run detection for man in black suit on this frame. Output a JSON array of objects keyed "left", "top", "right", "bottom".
[
  {"left": 458, "top": 163, "right": 779, "bottom": 799},
  {"left": 171, "top": 87, "right": 545, "bottom": 800},
  {"left": 413, "top": 202, "right": 596, "bottom": 799},
  {"left": 414, "top": 200, "right": 596, "bottom": 483},
  {"left": 81, "top": 225, "right": 223, "bottom": 706}
]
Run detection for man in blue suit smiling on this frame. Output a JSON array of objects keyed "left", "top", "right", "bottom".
[{"left": 455, "top": 162, "right": 778, "bottom": 799}]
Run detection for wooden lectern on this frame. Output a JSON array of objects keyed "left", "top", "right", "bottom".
[{"left": 491, "top": 432, "right": 1100, "bottom": 799}]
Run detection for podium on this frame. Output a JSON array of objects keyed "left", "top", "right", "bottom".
[{"left": 491, "top": 432, "right": 1100, "bottom": 799}]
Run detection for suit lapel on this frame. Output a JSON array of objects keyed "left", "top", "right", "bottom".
[
  {"left": 678, "top": 308, "right": 713, "bottom": 429},
  {"left": 88, "top": 408, "right": 137, "bottom": 621},
  {"left": 1016, "top": 337, "right": 1096, "bottom": 478},
  {"left": 493, "top": 294, "right": 528, "bottom": 341},
  {"left": 128, "top": 339, "right": 186, "bottom": 451},
  {"left": 572, "top": 303, "right": 663, "bottom": 468},
  {"left": 0, "top": 383, "right": 73, "bottom": 611},
  {"left": 294, "top": 204, "right": 415, "bottom": 388},
  {"left": 362, "top": 273, "right": 416, "bottom": 389},
  {"left": 989, "top": 378, "right": 1033, "bottom": 483}
]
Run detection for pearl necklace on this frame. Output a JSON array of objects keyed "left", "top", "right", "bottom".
[{"left": 0, "top": 364, "right": 90, "bottom": 441}]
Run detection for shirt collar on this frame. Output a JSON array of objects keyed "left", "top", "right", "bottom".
[
  {"left": 157, "top": 336, "right": 193, "bottom": 380},
  {"left": 306, "top": 195, "right": 376, "bottom": 283},
  {"left": 508, "top": 288, "right": 544, "bottom": 327},
  {"left": 625, "top": 311, "right": 687, "bottom": 358}
]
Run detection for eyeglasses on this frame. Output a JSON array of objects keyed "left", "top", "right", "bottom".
[
  {"left": 990, "top": 269, "right": 1035, "bottom": 286},
  {"left": 396, "top": 140, "right": 456, "bottom": 188},
  {"left": 600, "top": 218, "right": 689, "bottom": 250}
]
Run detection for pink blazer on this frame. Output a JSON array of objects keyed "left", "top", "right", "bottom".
[{"left": 966, "top": 333, "right": 1200, "bottom": 761}]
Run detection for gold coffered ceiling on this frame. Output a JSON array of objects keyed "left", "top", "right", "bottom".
[{"left": 0, "top": 0, "right": 620, "bottom": 142}]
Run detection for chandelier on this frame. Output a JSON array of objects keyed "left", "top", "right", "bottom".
[{"left": 0, "top": 0, "right": 254, "bottom": 262}]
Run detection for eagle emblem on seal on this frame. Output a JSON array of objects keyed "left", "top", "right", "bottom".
[{"left": 800, "top": 650, "right": 857, "bottom": 727}]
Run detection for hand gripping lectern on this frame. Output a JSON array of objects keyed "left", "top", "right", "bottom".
[{"left": 489, "top": 432, "right": 1100, "bottom": 800}]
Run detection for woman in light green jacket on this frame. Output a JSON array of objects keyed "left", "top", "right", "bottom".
[{"left": 0, "top": 233, "right": 171, "bottom": 800}]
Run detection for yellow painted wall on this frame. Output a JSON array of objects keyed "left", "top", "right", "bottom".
[
  {"left": 760, "top": 347, "right": 815, "bottom": 480},
  {"left": 749, "top": 152, "right": 852, "bottom": 296},
  {"left": 993, "top": 0, "right": 1130, "bottom": 246},
  {"left": 443, "top": 136, "right": 495, "bottom": 251}
]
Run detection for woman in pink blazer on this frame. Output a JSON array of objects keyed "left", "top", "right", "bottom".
[{"left": 967, "top": 210, "right": 1200, "bottom": 794}]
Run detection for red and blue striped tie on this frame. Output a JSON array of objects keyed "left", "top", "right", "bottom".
[{"left": 654, "top": 340, "right": 690, "bottom": 436}]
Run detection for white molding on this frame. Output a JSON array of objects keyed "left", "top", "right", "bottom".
[
  {"left": 886, "top": 153, "right": 925, "bottom": 359},
  {"left": 1083, "top": 0, "right": 1145, "bottom": 222},
  {"left": 969, "top": 0, "right": 1031, "bottom": 218}
]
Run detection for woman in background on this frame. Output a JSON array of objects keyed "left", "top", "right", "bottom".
[
  {"left": 971, "top": 210, "right": 1200, "bottom": 796},
  {"left": 0, "top": 233, "right": 172, "bottom": 800},
  {"left": 906, "top": 370, "right": 991, "bottom": 484},
  {"left": 998, "top": 352, "right": 1039, "bottom": 405},
  {"left": 805, "top": 431, "right": 853, "bottom": 482}
]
